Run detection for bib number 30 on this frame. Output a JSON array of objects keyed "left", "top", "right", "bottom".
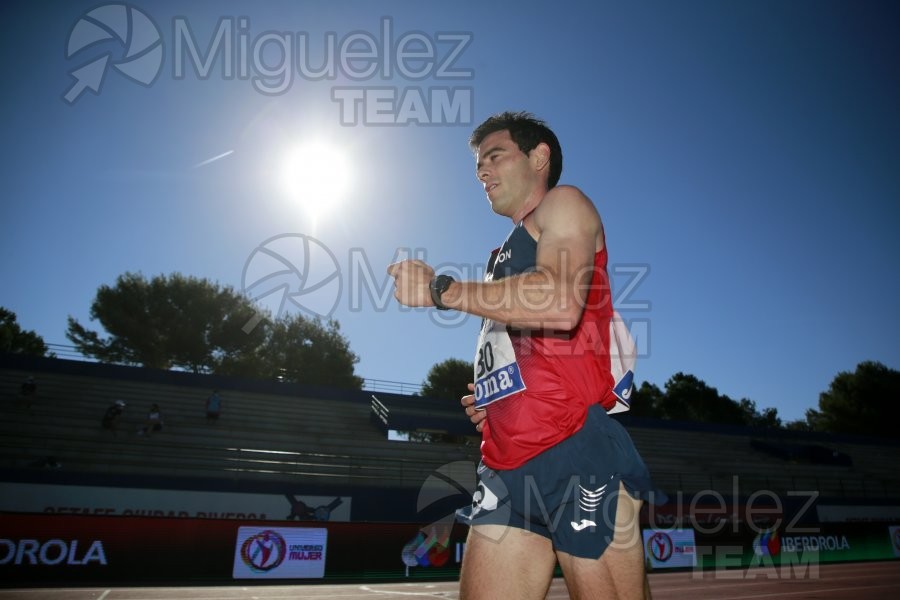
[
  {"left": 473, "top": 321, "right": 526, "bottom": 409},
  {"left": 476, "top": 342, "right": 495, "bottom": 378}
]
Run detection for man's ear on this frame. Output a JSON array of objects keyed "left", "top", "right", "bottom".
[{"left": 530, "top": 142, "right": 551, "bottom": 173}]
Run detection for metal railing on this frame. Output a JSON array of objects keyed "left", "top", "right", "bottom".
[{"left": 43, "top": 342, "right": 424, "bottom": 396}]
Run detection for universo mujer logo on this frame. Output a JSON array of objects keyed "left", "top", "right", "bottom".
[{"left": 65, "top": 5, "right": 475, "bottom": 123}]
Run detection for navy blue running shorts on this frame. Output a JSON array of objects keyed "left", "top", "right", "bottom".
[{"left": 456, "top": 405, "right": 667, "bottom": 559}]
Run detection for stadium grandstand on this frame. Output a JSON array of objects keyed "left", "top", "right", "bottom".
[{"left": 2, "top": 351, "right": 899, "bottom": 585}]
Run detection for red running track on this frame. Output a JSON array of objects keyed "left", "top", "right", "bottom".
[{"left": 0, "top": 561, "right": 897, "bottom": 599}]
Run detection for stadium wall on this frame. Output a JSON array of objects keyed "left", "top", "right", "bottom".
[{"left": 2, "top": 513, "right": 898, "bottom": 586}]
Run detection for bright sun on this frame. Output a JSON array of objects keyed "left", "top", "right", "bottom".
[{"left": 280, "top": 140, "right": 353, "bottom": 220}]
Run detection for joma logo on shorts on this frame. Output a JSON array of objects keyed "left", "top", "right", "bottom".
[{"left": 570, "top": 519, "right": 597, "bottom": 531}]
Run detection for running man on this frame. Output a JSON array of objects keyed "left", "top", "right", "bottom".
[{"left": 388, "top": 112, "right": 664, "bottom": 599}]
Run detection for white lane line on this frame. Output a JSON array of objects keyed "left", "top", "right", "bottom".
[{"left": 358, "top": 585, "right": 454, "bottom": 598}]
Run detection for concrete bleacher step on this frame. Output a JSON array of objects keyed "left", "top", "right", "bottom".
[
  {"left": 4, "top": 363, "right": 899, "bottom": 500},
  {"left": 623, "top": 420, "right": 900, "bottom": 497},
  {"left": 2, "top": 363, "right": 477, "bottom": 492}
]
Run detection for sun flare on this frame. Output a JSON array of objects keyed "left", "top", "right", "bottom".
[{"left": 280, "top": 140, "right": 353, "bottom": 220}]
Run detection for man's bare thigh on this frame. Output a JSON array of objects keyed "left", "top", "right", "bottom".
[{"left": 459, "top": 524, "right": 557, "bottom": 600}]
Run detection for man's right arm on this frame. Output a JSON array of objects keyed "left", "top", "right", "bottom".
[{"left": 438, "top": 185, "right": 603, "bottom": 331}]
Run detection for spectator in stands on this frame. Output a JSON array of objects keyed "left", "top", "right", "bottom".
[
  {"left": 20, "top": 375, "right": 37, "bottom": 397},
  {"left": 33, "top": 455, "right": 61, "bottom": 469},
  {"left": 139, "top": 403, "right": 164, "bottom": 436},
  {"left": 19, "top": 375, "right": 37, "bottom": 409},
  {"left": 206, "top": 390, "right": 222, "bottom": 422},
  {"left": 102, "top": 400, "right": 126, "bottom": 435}
]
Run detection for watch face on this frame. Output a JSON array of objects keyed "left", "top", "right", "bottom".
[{"left": 431, "top": 275, "right": 454, "bottom": 309}]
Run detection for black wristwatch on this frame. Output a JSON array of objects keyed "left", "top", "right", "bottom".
[{"left": 429, "top": 274, "right": 455, "bottom": 310}]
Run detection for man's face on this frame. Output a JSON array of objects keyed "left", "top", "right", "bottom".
[{"left": 475, "top": 130, "right": 540, "bottom": 218}]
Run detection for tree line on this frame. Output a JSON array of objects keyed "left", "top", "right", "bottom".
[
  {"left": 420, "top": 358, "right": 900, "bottom": 439},
  {"left": 2, "top": 272, "right": 360, "bottom": 389},
  {"left": 2, "top": 271, "right": 898, "bottom": 437}
]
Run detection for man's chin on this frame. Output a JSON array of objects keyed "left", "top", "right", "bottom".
[{"left": 488, "top": 199, "right": 509, "bottom": 217}]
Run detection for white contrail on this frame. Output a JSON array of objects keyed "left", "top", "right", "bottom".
[{"left": 192, "top": 149, "right": 234, "bottom": 169}]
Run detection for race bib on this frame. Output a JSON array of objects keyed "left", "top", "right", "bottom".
[{"left": 472, "top": 319, "right": 526, "bottom": 409}]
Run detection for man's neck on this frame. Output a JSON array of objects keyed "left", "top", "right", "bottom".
[{"left": 510, "top": 187, "right": 547, "bottom": 224}]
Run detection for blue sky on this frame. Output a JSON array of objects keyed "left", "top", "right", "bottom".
[{"left": 2, "top": 0, "right": 898, "bottom": 422}]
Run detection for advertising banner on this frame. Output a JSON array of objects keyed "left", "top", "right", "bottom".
[
  {"left": 3, "top": 513, "right": 894, "bottom": 586},
  {"left": 691, "top": 522, "right": 900, "bottom": 571},
  {"left": 232, "top": 527, "right": 327, "bottom": 579},
  {"left": 0, "top": 513, "right": 469, "bottom": 585},
  {"left": 817, "top": 504, "right": 900, "bottom": 523},
  {"left": 643, "top": 528, "right": 696, "bottom": 569},
  {"left": 642, "top": 496, "right": 784, "bottom": 529},
  {"left": 0, "top": 482, "right": 350, "bottom": 521},
  {"left": 888, "top": 526, "right": 900, "bottom": 558}
]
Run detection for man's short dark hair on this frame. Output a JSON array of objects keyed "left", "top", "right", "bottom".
[{"left": 469, "top": 111, "right": 563, "bottom": 188}]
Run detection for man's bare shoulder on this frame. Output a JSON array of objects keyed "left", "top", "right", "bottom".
[
  {"left": 535, "top": 185, "right": 599, "bottom": 222},
  {"left": 548, "top": 184, "right": 589, "bottom": 200},
  {"left": 531, "top": 185, "right": 604, "bottom": 251}
]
